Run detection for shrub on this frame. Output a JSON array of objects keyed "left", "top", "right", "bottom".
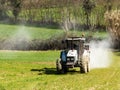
[{"left": 104, "top": 10, "right": 120, "bottom": 49}]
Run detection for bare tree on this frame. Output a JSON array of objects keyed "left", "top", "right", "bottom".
[
  {"left": 82, "top": 0, "right": 95, "bottom": 29},
  {"left": 105, "top": 10, "right": 120, "bottom": 49}
]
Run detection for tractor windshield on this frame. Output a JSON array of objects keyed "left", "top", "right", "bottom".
[
  {"left": 66, "top": 40, "right": 80, "bottom": 50},
  {"left": 65, "top": 37, "right": 85, "bottom": 58}
]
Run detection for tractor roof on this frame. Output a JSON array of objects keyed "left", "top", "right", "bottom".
[{"left": 66, "top": 37, "right": 85, "bottom": 41}]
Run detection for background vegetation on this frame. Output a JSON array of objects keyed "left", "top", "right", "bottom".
[
  {"left": 0, "top": 0, "right": 119, "bottom": 50},
  {"left": 0, "top": 0, "right": 120, "bottom": 30},
  {"left": 0, "top": 24, "right": 107, "bottom": 50},
  {"left": 105, "top": 10, "right": 120, "bottom": 49}
]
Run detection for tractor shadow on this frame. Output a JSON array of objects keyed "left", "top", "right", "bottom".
[
  {"left": 31, "top": 68, "right": 57, "bottom": 75},
  {"left": 31, "top": 68, "right": 80, "bottom": 75}
]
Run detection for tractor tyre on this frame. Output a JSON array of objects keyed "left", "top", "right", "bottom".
[
  {"left": 62, "top": 64, "right": 68, "bottom": 73},
  {"left": 80, "top": 63, "right": 87, "bottom": 73},
  {"left": 86, "top": 56, "right": 90, "bottom": 72},
  {"left": 80, "top": 55, "right": 90, "bottom": 73},
  {"left": 64, "top": 66, "right": 68, "bottom": 73},
  {"left": 84, "top": 64, "right": 88, "bottom": 73},
  {"left": 87, "top": 62, "right": 90, "bottom": 72},
  {"left": 56, "top": 59, "right": 62, "bottom": 73}
]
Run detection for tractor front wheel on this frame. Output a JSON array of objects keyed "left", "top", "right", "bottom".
[
  {"left": 56, "top": 59, "right": 62, "bottom": 73},
  {"left": 62, "top": 65, "right": 68, "bottom": 73}
]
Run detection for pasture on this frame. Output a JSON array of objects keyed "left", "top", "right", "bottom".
[
  {"left": 0, "top": 50, "right": 120, "bottom": 90},
  {"left": 0, "top": 24, "right": 107, "bottom": 40},
  {"left": 0, "top": 24, "right": 64, "bottom": 40}
]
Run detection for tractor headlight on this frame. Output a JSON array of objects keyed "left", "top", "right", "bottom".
[
  {"left": 67, "top": 58, "right": 70, "bottom": 61},
  {"left": 71, "top": 58, "right": 74, "bottom": 61}
]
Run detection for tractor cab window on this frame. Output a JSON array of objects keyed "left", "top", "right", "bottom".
[{"left": 66, "top": 40, "right": 79, "bottom": 50}]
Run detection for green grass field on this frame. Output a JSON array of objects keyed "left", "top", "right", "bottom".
[
  {"left": 0, "top": 24, "right": 107, "bottom": 41},
  {"left": 0, "top": 50, "right": 120, "bottom": 90},
  {"left": 0, "top": 24, "right": 64, "bottom": 40}
]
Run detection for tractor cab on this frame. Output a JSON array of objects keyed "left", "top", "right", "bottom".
[{"left": 65, "top": 37, "right": 85, "bottom": 58}]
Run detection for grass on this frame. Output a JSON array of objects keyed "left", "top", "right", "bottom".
[
  {"left": 0, "top": 24, "right": 107, "bottom": 41},
  {"left": 0, "top": 50, "right": 60, "bottom": 90},
  {"left": 0, "top": 50, "right": 59, "bottom": 61},
  {"left": 0, "top": 50, "right": 120, "bottom": 90},
  {"left": 0, "top": 24, "right": 64, "bottom": 40}
]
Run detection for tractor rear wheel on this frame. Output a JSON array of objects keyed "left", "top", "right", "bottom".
[
  {"left": 87, "top": 62, "right": 90, "bottom": 72},
  {"left": 56, "top": 59, "right": 62, "bottom": 73},
  {"left": 80, "top": 63, "right": 87, "bottom": 73},
  {"left": 80, "top": 55, "right": 90, "bottom": 73}
]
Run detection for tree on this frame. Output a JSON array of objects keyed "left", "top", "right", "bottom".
[
  {"left": 9, "top": 0, "right": 22, "bottom": 22},
  {"left": 105, "top": 10, "right": 120, "bottom": 50},
  {"left": 104, "top": 0, "right": 112, "bottom": 11},
  {"left": 82, "top": 0, "right": 95, "bottom": 29},
  {"left": 0, "top": 0, "right": 8, "bottom": 20}
]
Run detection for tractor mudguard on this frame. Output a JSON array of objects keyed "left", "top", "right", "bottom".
[{"left": 60, "top": 51, "right": 67, "bottom": 62}]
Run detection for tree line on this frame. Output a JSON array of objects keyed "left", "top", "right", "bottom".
[{"left": 0, "top": 0, "right": 120, "bottom": 30}]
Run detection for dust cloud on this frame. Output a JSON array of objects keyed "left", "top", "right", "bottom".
[
  {"left": 2, "top": 26, "right": 31, "bottom": 50},
  {"left": 90, "top": 38, "right": 112, "bottom": 69}
]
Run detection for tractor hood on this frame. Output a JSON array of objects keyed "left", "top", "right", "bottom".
[{"left": 67, "top": 50, "right": 77, "bottom": 60}]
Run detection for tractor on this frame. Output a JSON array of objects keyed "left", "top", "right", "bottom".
[{"left": 56, "top": 37, "right": 90, "bottom": 73}]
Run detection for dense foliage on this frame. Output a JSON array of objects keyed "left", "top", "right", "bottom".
[
  {"left": 0, "top": 0, "right": 119, "bottom": 30},
  {"left": 105, "top": 10, "right": 120, "bottom": 49}
]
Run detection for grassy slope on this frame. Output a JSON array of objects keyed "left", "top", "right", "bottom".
[
  {"left": 0, "top": 24, "right": 107, "bottom": 41},
  {"left": 0, "top": 24, "right": 64, "bottom": 40},
  {"left": 0, "top": 51, "right": 120, "bottom": 90}
]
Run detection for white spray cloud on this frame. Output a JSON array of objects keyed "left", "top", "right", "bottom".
[
  {"left": 13, "top": 26, "right": 31, "bottom": 41},
  {"left": 2, "top": 26, "right": 31, "bottom": 50},
  {"left": 90, "top": 38, "right": 112, "bottom": 69}
]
